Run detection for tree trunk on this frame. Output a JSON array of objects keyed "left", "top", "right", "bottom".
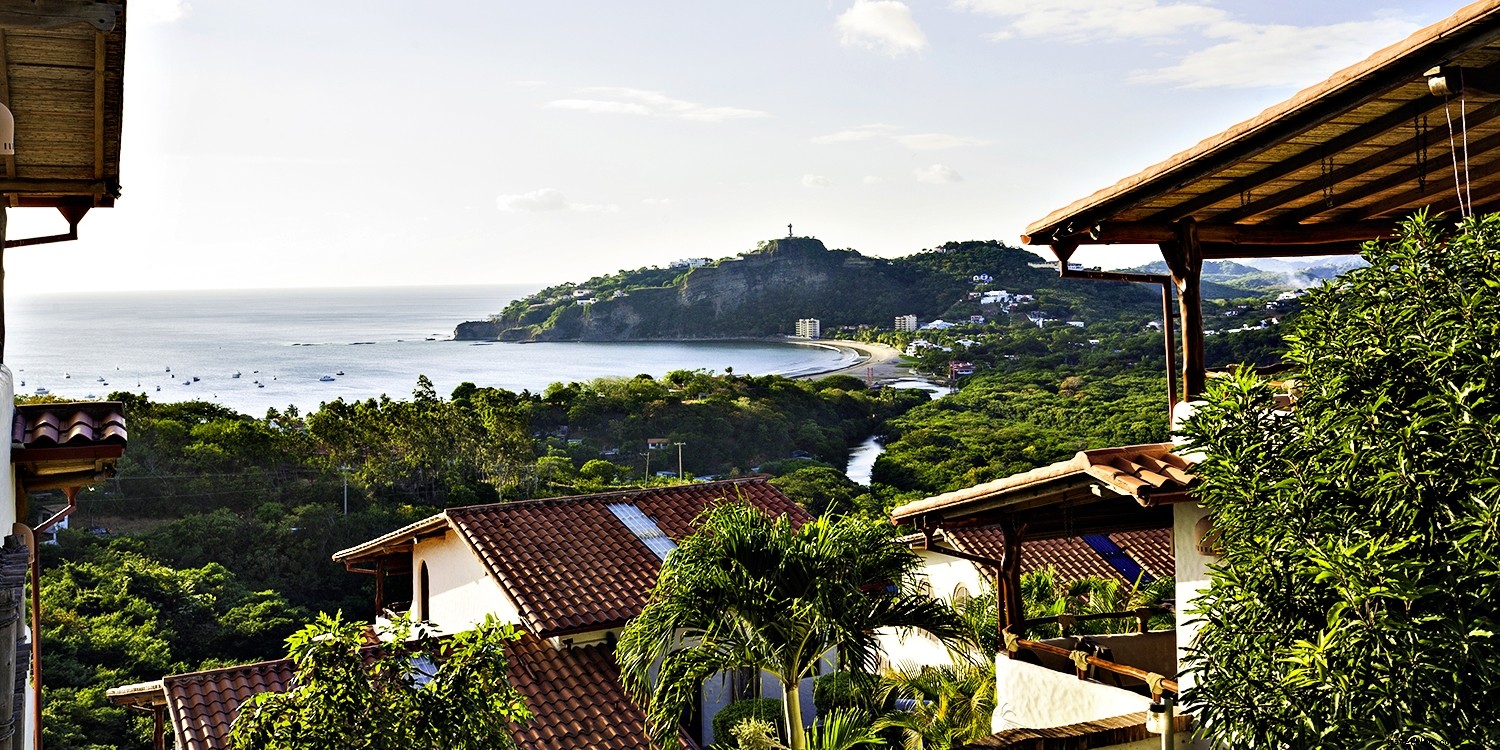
[{"left": 783, "top": 678, "right": 806, "bottom": 750}]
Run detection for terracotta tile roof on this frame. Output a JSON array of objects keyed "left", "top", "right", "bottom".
[
  {"left": 962, "top": 711, "right": 1191, "bottom": 748},
  {"left": 941, "top": 527, "right": 1174, "bottom": 584},
  {"left": 162, "top": 659, "right": 295, "bottom": 750},
  {"left": 157, "top": 634, "right": 690, "bottom": 750},
  {"left": 334, "top": 478, "right": 811, "bottom": 638},
  {"left": 10, "top": 401, "right": 127, "bottom": 491},
  {"left": 449, "top": 478, "right": 808, "bottom": 638},
  {"left": 509, "top": 632, "right": 694, "bottom": 749},
  {"left": 12, "top": 402, "right": 126, "bottom": 448},
  {"left": 1111, "top": 529, "right": 1175, "bottom": 582},
  {"left": 891, "top": 444, "right": 1196, "bottom": 526}
]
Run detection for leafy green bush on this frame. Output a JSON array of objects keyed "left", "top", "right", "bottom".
[
  {"left": 1182, "top": 214, "right": 1500, "bottom": 748},
  {"left": 713, "top": 698, "right": 784, "bottom": 748},
  {"left": 812, "top": 672, "right": 861, "bottom": 715}
]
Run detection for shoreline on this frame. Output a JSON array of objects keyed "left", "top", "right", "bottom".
[
  {"left": 778, "top": 338, "right": 916, "bottom": 383},
  {"left": 504, "top": 335, "right": 921, "bottom": 384}
]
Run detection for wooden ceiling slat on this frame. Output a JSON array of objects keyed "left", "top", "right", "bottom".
[
  {"left": 1341, "top": 160, "right": 1500, "bottom": 221},
  {"left": 1273, "top": 126, "right": 1500, "bottom": 225},
  {"left": 1217, "top": 98, "right": 1500, "bottom": 224}
]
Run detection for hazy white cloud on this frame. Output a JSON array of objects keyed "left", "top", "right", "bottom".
[
  {"left": 133, "top": 0, "right": 191, "bottom": 24},
  {"left": 863, "top": 175, "right": 884, "bottom": 184},
  {"left": 1133, "top": 19, "right": 1420, "bottom": 89},
  {"left": 512, "top": 80, "right": 548, "bottom": 89},
  {"left": 547, "top": 99, "right": 653, "bottom": 117},
  {"left": 955, "top": 0, "right": 1226, "bottom": 43},
  {"left": 547, "top": 87, "right": 768, "bottom": 122},
  {"left": 838, "top": 0, "right": 928, "bottom": 57},
  {"left": 954, "top": 0, "right": 1420, "bottom": 89},
  {"left": 894, "top": 133, "right": 992, "bottom": 150},
  {"left": 802, "top": 174, "right": 834, "bottom": 188},
  {"left": 497, "top": 189, "right": 619, "bottom": 213},
  {"left": 642, "top": 198, "right": 675, "bottom": 207},
  {"left": 915, "top": 164, "right": 963, "bottom": 184},
  {"left": 813, "top": 125, "right": 988, "bottom": 151},
  {"left": 811, "top": 124, "right": 900, "bottom": 144}
]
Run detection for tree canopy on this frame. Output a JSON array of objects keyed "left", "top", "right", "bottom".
[
  {"left": 230, "top": 614, "right": 530, "bottom": 750},
  {"left": 1181, "top": 214, "right": 1500, "bottom": 748}
]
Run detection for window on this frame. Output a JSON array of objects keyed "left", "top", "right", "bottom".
[{"left": 418, "top": 561, "right": 430, "bottom": 622}]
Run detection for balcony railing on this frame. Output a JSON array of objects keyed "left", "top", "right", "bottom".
[{"left": 1005, "top": 607, "right": 1179, "bottom": 700}]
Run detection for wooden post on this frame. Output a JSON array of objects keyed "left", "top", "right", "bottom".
[
  {"left": 998, "top": 516, "right": 1025, "bottom": 638},
  {"left": 152, "top": 705, "right": 165, "bottom": 750},
  {"left": 374, "top": 558, "right": 386, "bottom": 615},
  {"left": 1160, "top": 218, "right": 1205, "bottom": 398}
]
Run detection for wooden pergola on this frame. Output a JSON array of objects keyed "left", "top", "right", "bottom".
[
  {"left": 1022, "top": 0, "right": 1500, "bottom": 398},
  {"left": 0, "top": 0, "right": 127, "bottom": 361}
]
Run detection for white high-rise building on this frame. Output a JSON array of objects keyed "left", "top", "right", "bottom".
[
  {"left": 795, "top": 318, "right": 821, "bottom": 339},
  {"left": 894, "top": 314, "right": 918, "bottom": 332}
]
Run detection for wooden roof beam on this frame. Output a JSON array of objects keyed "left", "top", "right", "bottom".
[
  {"left": 1031, "top": 220, "right": 1399, "bottom": 247},
  {"left": 1344, "top": 156, "right": 1500, "bottom": 221},
  {"left": 1216, "top": 96, "right": 1500, "bottom": 224},
  {"left": 1272, "top": 126, "right": 1500, "bottom": 225},
  {"left": 0, "top": 1, "right": 119, "bottom": 32},
  {"left": 1151, "top": 96, "right": 1448, "bottom": 224}
]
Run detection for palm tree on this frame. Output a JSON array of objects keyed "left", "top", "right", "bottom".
[
  {"left": 876, "top": 662, "right": 996, "bottom": 750},
  {"left": 617, "top": 502, "right": 963, "bottom": 750}
]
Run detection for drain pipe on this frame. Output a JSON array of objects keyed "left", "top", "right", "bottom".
[
  {"left": 28, "top": 485, "right": 79, "bottom": 750},
  {"left": 1050, "top": 243, "right": 1179, "bottom": 417}
]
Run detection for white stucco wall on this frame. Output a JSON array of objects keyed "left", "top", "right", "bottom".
[
  {"left": 412, "top": 531, "right": 519, "bottom": 634},
  {"left": 1171, "top": 502, "right": 1214, "bottom": 694},
  {"left": 878, "top": 548, "right": 987, "bottom": 668},
  {"left": 992, "top": 654, "right": 1150, "bottom": 732}
]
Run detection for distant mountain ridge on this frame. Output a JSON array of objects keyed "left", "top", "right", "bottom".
[
  {"left": 455, "top": 238, "right": 1267, "bottom": 342},
  {"left": 1122, "top": 257, "right": 1367, "bottom": 291}
]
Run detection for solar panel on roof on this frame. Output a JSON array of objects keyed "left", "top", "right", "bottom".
[{"left": 606, "top": 503, "right": 678, "bottom": 561}]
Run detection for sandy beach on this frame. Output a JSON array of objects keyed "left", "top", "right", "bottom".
[{"left": 781, "top": 339, "right": 914, "bottom": 382}]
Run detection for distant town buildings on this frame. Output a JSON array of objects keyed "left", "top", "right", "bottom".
[
  {"left": 795, "top": 318, "right": 821, "bottom": 339},
  {"left": 669, "top": 257, "right": 712, "bottom": 269},
  {"left": 894, "top": 314, "right": 918, "bottom": 332},
  {"left": 971, "top": 273, "right": 994, "bottom": 284}
]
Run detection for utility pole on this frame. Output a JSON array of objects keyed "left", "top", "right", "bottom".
[
  {"left": 674, "top": 442, "right": 686, "bottom": 480},
  {"left": 339, "top": 465, "right": 351, "bottom": 515},
  {"left": 643, "top": 449, "right": 651, "bottom": 482}
]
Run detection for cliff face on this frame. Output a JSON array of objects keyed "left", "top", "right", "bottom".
[{"left": 456, "top": 238, "right": 963, "bottom": 341}]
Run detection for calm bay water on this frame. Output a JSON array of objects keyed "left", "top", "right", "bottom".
[{"left": 6, "top": 285, "right": 850, "bottom": 417}]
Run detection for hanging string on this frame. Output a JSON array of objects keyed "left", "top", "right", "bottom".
[
  {"left": 1416, "top": 112, "right": 1428, "bottom": 195},
  {"left": 1460, "top": 78, "right": 1473, "bottom": 215},
  {"left": 1444, "top": 95, "right": 1472, "bottom": 218}
]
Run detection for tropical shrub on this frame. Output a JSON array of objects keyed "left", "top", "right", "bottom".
[
  {"left": 714, "top": 698, "right": 785, "bottom": 748},
  {"left": 1181, "top": 214, "right": 1500, "bottom": 748}
]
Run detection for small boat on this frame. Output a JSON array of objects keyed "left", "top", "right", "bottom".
[
  {"left": 192, "top": 376, "right": 200, "bottom": 382},
  {"left": 320, "top": 375, "right": 336, "bottom": 382},
  {"left": 336, "top": 370, "right": 345, "bottom": 376},
  {"left": 257, "top": 383, "right": 265, "bottom": 388},
  {"left": 33, "top": 387, "right": 46, "bottom": 395},
  {"left": 63, "top": 372, "right": 70, "bottom": 379},
  {"left": 18, "top": 380, "right": 23, "bottom": 387},
  {"left": 97, "top": 376, "right": 106, "bottom": 382},
  {"left": 231, "top": 371, "right": 241, "bottom": 379},
  {"left": 165, "top": 366, "right": 171, "bottom": 372},
  {"left": 155, "top": 385, "right": 161, "bottom": 392},
  {"left": 86, "top": 393, "right": 96, "bottom": 399}
]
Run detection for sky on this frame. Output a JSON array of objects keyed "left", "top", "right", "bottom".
[{"left": 5, "top": 0, "right": 1463, "bottom": 292}]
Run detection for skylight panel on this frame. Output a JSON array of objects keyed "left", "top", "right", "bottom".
[{"left": 607, "top": 503, "right": 678, "bottom": 561}]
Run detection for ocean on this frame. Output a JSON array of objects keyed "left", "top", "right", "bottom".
[{"left": 6, "top": 285, "right": 852, "bottom": 417}]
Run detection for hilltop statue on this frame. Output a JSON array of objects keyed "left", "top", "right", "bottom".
[{"left": 787, "top": 223, "right": 793, "bottom": 238}]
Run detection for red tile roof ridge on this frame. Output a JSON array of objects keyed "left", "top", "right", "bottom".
[
  {"left": 892, "top": 443, "right": 1194, "bottom": 523},
  {"left": 442, "top": 476, "right": 775, "bottom": 515},
  {"left": 162, "top": 657, "right": 292, "bottom": 685}
]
